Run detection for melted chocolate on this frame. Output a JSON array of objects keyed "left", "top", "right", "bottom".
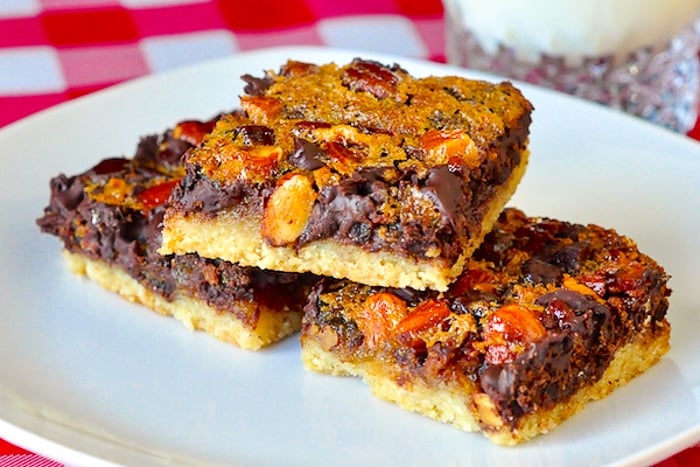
[
  {"left": 241, "top": 73, "right": 274, "bottom": 96},
  {"left": 521, "top": 258, "right": 562, "bottom": 285},
  {"left": 169, "top": 61, "right": 533, "bottom": 263},
  {"left": 37, "top": 124, "right": 313, "bottom": 324},
  {"left": 235, "top": 125, "right": 276, "bottom": 146},
  {"left": 290, "top": 137, "right": 327, "bottom": 170},
  {"left": 303, "top": 207, "right": 671, "bottom": 430},
  {"left": 422, "top": 165, "right": 468, "bottom": 230}
]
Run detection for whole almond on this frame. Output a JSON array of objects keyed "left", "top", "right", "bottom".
[{"left": 262, "top": 173, "right": 317, "bottom": 246}]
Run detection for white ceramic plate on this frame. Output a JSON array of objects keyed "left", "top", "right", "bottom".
[{"left": 1, "top": 47, "right": 698, "bottom": 467}]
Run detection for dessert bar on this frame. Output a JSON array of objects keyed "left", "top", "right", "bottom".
[
  {"left": 161, "top": 59, "right": 533, "bottom": 291},
  {"left": 300, "top": 208, "right": 671, "bottom": 444},
  {"left": 37, "top": 117, "right": 315, "bottom": 350}
]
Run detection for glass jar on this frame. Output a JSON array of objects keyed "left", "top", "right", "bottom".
[{"left": 444, "top": 0, "right": 700, "bottom": 133}]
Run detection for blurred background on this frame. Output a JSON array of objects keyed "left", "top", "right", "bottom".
[{"left": 2, "top": 0, "right": 700, "bottom": 134}]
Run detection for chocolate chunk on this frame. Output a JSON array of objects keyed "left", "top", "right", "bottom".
[
  {"left": 536, "top": 289, "right": 599, "bottom": 316},
  {"left": 449, "top": 294, "right": 496, "bottom": 318},
  {"left": 119, "top": 212, "right": 150, "bottom": 244},
  {"left": 113, "top": 211, "right": 150, "bottom": 272},
  {"left": 133, "top": 132, "right": 194, "bottom": 168},
  {"left": 329, "top": 191, "right": 377, "bottom": 240},
  {"left": 521, "top": 258, "right": 562, "bottom": 285},
  {"left": 51, "top": 174, "right": 84, "bottom": 211},
  {"left": 480, "top": 334, "right": 575, "bottom": 424},
  {"left": 549, "top": 242, "right": 590, "bottom": 273},
  {"left": 90, "top": 157, "right": 130, "bottom": 175},
  {"left": 422, "top": 165, "right": 467, "bottom": 230},
  {"left": 298, "top": 169, "right": 388, "bottom": 245},
  {"left": 241, "top": 73, "right": 274, "bottom": 96},
  {"left": 480, "top": 365, "right": 516, "bottom": 400},
  {"left": 290, "top": 137, "right": 327, "bottom": 170},
  {"left": 235, "top": 125, "right": 275, "bottom": 146},
  {"left": 172, "top": 169, "right": 241, "bottom": 213},
  {"left": 349, "top": 222, "right": 372, "bottom": 243},
  {"left": 535, "top": 289, "right": 613, "bottom": 343},
  {"left": 156, "top": 136, "right": 192, "bottom": 166},
  {"left": 386, "top": 287, "right": 425, "bottom": 307},
  {"left": 474, "top": 229, "right": 514, "bottom": 267},
  {"left": 134, "top": 135, "right": 160, "bottom": 163}
]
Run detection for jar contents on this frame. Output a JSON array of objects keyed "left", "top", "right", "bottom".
[{"left": 444, "top": 0, "right": 700, "bottom": 132}]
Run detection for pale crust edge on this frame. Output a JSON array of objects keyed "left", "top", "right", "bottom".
[
  {"left": 63, "top": 251, "right": 301, "bottom": 350},
  {"left": 300, "top": 321, "right": 671, "bottom": 445},
  {"left": 160, "top": 150, "right": 529, "bottom": 292}
]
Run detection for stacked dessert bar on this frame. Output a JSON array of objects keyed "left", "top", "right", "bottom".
[
  {"left": 37, "top": 114, "right": 316, "bottom": 350},
  {"left": 38, "top": 58, "right": 671, "bottom": 444}
]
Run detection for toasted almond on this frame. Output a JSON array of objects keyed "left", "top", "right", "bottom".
[
  {"left": 320, "top": 327, "right": 339, "bottom": 351},
  {"left": 172, "top": 120, "right": 216, "bottom": 146},
  {"left": 472, "top": 393, "right": 504, "bottom": 429},
  {"left": 563, "top": 275, "right": 605, "bottom": 302},
  {"left": 420, "top": 129, "right": 479, "bottom": 167},
  {"left": 487, "top": 304, "right": 546, "bottom": 343},
  {"left": 395, "top": 299, "right": 451, "bottom": 336},
  {"left": 262, "top": 173, "right": 317, "bottom": 246},
  {"left": 241, "top": 96, "right": 283, "bottom": 123},
  {"left": 484, "top": 304, "right": 547, "bottom": 365},
  {"left": 354, "top": 292, "right": 408, "bottom": 349}
]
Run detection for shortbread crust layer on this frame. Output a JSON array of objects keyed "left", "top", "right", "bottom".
[
  {"left": 162, "top": 59, "right": 534, "bottom": 290},
  {"left": 300, "top": 208, "right": 671, "bottom": 444}
]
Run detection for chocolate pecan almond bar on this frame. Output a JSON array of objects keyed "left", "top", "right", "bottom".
[
  {"left": 37, "top": 116, "right": 316, "bottom": 350},
  {"left": 300, "top": 208, "right": 671, "bottom": 444},
  {"left": 160, "top": 59, "right": 533, "bottom": 291}
]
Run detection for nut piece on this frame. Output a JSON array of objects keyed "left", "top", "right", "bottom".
[
  {"left": 211, "top": 145, "right": 283, "bottom": 183},
  {"left": 320, "top": 327, "right": 339, "bottom": 351},
  {"left": 354, "top": 292, "right": 408, "bottom": 349},
  {"left": 472, "top": 393, "right": 504, "bottom": 429},
  {"left": 395, "top": 299, "right": 451, "bottom": 337},
  {"left": 341, "top": 59, "right": 400, "bottom": 99},
  {"left": 172, "top": 120, "right": 217, "bottom": 146},
  {"left": 563, "top": 275, "right": 604, "bottom": 302},
  {"left": 487, "top": 304, "right": 546, "bottom": 342},
  {"left": 280, "top": 60, "right": 319, "bottom": 77},
  {"left": 240, "top": 96, "right": 283, "bottom": 123},
  {"left": 484, "top": 304, "right": 547, "bottom": 365},
  {"left": 262, "top": 173, "right": 317, "bottom": 246},
  {"left": 448, "top": 268, "right": 498, "bottom": 296},
  {"left": 137, "top": 178, "right": 181, "bottom": 210},
  {"left": 420, "top": 129, "right": 479, "bottom": 167}
]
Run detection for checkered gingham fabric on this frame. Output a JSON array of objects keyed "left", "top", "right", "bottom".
[{"left": 0, "top": 0, "right": 446, "bottom": 128}]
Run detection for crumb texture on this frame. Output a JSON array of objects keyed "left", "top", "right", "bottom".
[
  {"left": 300, "top": 208, "right": 672, "bottom": 444},
  {"left": 65, "top": 252, "right": 301, "bottom": 350},
  {"left": 163, "top": 58, "right": 534, "bottom": 290}
]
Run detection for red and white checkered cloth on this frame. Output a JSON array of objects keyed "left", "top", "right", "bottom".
[
  {"left": 0, "top": 1, "right": 698, "bottom": 465},
  {"left": 0, "top": 0, "right": 445, "bottom": 128}
]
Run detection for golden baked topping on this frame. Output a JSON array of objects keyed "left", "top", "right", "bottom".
[
  {"left": 302, "top": 207, "right": 671, "bottom": 439},
  {"left": 185, "top": 59, "right": 532, "bottom": 186}
]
